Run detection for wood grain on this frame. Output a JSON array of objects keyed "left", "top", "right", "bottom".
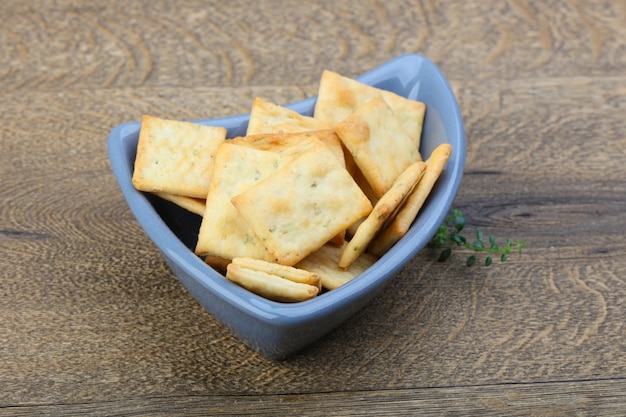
[
  {"left": 3, "top": 380, "right": 626, "bottom": 416},
  {"left": 2, "top": 0, "right": 626, "bottom": 92},
  {"left": 1, "top": 0, "right": 626, "bottom": 414}
]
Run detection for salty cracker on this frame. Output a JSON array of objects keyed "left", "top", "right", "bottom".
[
  {"left": 338, "top": 161, "right": 426, "bottom": 269},
  {"left": 153, "top": 192, "right": 206, "bottom": 216},
  {"left": 132, "top": 115, "right": 226, "bottom": 198},
  {"left": 232, "top": 257, "right": 321, "bottom": 291},
  {"left": 296, "top": 243, "right": 378, "bottom": 290},
  {"left": 314, "top": 70, "right": 426, "bottom": 149},
  {"left": 369, "top": 143, "right": 453, "bottom": 257},
  {"left": 231, "top": 130, "right": 345, "bottom": 167},
  {"left": 233, "top": 131, "right": 348, "bottom": 246},
  {"left": 231, "top": 139, "right": 373, "bottom": 266},
  {"left": 226, "top": 263, "right": 319, "bottom": 303},
  {"left": 247, "top": 97, "right": 332, "bottom": 135},
  {"left": 308, "top": 130, "right": 346, "bottom": 169},
  {"left": 194, "top": 143, "right": 289, "bottom": 261},
  {"left": 335, "top": 97, "right": 420, "bottom": 198}
]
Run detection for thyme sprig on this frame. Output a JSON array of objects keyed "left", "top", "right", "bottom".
[{"left": 430, "top": 208, "right": 526, "bottom": 267}]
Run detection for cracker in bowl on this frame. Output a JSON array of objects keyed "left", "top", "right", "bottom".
[
  {"left": 338, "top": 160, "right": 426, "bottom": 269},
  {"left": 314, "top": 69, "right": 426, "bottom": 150},
  {"left": 335, "top": 96, "right": 421, "bottom": 198},
  {"left": 231, "top": 137, "right": 373, "bottom": 266},
  {"left": 247, "top": 97, "right": 332, "bottom": 135},
  {"left": 132, "top": 115, "right": 226, "bottom": 198},
  {"left": 194, "top": 142, "right": 289, "bottom": 262}
]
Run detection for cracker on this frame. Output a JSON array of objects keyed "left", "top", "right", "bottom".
[
  {"left": 231, "top": 139, "right": 372, "bottom": 266},
  {"left": 247, "top": 97, "right": 332, "bottom": 135},
  {"left": 226, "top": 263, "right": 319, "bottom": 303},
  {"left": 308, "top": 130, "right": 346, "bottom": 168},
  {"left": 233, "top": 131, "right": 347, "bottom": 246},
  {"left": 311, "top": 131, "right": 350, "bottom": 246},
  {"left": 232, "top": 257, "right": 321, "bottom": 290},
  {"left": 194, "top": 142, "right": 289, "bottom": 261},
  {"left": 204, "top": 255, "right": 231, "bottom": 272},
  {"left": 314, "top": 70, "right": 426, "bottom": 149},
  {"left": 296, "top": 243, "right": 378, "bottom": 290},
  {"left": 132, "top": 115, "right": 226, "bottom": 198},
  {"left": 369, "top": 144, "right": 452, "bottom": 257},
  {"left": 153, "top": 192, "right": 206, "bottom": 216},
  {"left": 231, "top": 130, "right": 345, "bottom": 166},
  {"left": 335, "top": 97, "right": 420, "bottom": 198},
  {"left": 338, "top": 161, "right": 426, "bottom": 269}
]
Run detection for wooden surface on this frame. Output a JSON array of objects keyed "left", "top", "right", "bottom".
[{"left": 2, "top": 0, "right": 626, "bottom": 415}]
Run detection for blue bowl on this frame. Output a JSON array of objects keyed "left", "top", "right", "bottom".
[{"left": 107, "top": 54, "right": 465, "bottom": 359}]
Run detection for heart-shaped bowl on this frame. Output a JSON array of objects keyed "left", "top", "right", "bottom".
[{"left": 107, "top": 54, "right": 465, "bottom": 359}]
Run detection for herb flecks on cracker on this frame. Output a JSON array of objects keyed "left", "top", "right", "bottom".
[
  {"left": 335, "top": 97, "right": 421, "bottom": 198},
  {"left": 132, "top": 115, "right": 226, "bottom": 198},
  {"left": 231, "top": 138, "right": 372, "bottom": 266},
  {"left": 195, "top": 143, "right": 289, "bottom": 262}
]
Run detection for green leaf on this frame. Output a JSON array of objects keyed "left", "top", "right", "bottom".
[
  {"left": 438, "top": 248, "right": 452, "bottom": 262},
  {"left": 452, "top": 234, "right": 465, "bottom": 245},
  {"left": 428, "top": 208, "right": 526, "bottom": 268},
  {"left": 455, "top": 214, "right": 465, "bottom": 232}
]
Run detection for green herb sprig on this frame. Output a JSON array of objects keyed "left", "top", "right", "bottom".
[{"left": 430, "top": 208, "right": 526, "bottom": 267}]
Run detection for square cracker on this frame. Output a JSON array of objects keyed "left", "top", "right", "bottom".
[
  {"left": 335, "top": 96, "right": 420, "bottom": 198},
  {"left": 231, "top": 130, "right": 345, "bottom": 166},
  {"left": 368, "top": 143, "right": 452, "bottom": 257},
  {"left": 225, "top": 263, "right": 319, "bottom": 303},
  {"left": 338, "top": 161, "right": 426, "bottom": 269},
  {"left": 232, "top": 131, "right": 348, "bottom": 246},
  {"left": 313, "top": 70, "right": 426, "bottom": 149},
  {"left": 132, "top": 115, "right": 226, "bottom": 198},
  {"left": 231, "top": 257, "right": 321, "bottom": 290},
  {"left": 296, "top": 243, "right": 378, "bottom": 290},
  {"left": 231, "top": 138, "right": 373, "bottom": 266},
  {"left": 247, "top": 97, "right": 332, "bottom": 135},
  {"left": 194, "top": 142, "right": 289, "bottom": 261}
]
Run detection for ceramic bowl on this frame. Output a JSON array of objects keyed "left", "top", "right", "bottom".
[{"left": 107, "top": 54, "right": 465, "bottom": 359}]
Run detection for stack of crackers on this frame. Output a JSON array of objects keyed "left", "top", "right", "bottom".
[{"left": 132, "top": 70, "right": 452, "bottom": 302}]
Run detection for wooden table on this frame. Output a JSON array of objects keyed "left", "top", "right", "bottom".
[{"left": 2, "top": 0, "right": 625, "bottom": 415}]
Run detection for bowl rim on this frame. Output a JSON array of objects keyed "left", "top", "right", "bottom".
[{"left": 107, "top": 53, "right": 465, "bottom": 328}]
